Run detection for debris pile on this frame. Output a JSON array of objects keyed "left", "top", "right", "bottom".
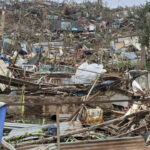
[{"left": 0, "top": 1, "right": 149, "bottom": 150}]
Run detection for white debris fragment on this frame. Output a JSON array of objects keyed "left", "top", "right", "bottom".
[{"left": 71, "top": 62, "right": 106, "bottom": 84}]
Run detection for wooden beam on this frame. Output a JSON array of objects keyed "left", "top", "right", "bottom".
[{"left": 57, "top": 105, "right": 61, "bottom": 150}]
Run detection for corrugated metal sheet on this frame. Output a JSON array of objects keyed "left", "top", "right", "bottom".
[
  {"left": 60, "top": 136, "right": 150, "bottom": 150},
  {"left": 17, "top": 136, "right": 150, "bottom": 150}
]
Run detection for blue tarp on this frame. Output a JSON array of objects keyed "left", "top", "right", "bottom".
[
  {"left": 121, "top": 52, "right": 137, "bottom": 60},
  {"left": 0, "top": 54, "right": 9, "bottom": 63},
  {"left": 2, "top": 39, "right": 14, "bottom": 49},
  {"left": 114, "top": 20, "right": 123, "bottom": 26},
  {"left": 32, "top": 46, "right": 43, "bottom": 52},
  {"left": 86, "top": 80, "right": 115, "bottom": 89},
  {"left": 0, "top": 102, "right": 6, "bottom": 143},
  {"left": 71, "top": 27, "right": 78, "bottom": 31}
]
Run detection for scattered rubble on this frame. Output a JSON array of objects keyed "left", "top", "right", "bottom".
[{"left": 0, "top": 1, "right": 149, "bottom": 150}]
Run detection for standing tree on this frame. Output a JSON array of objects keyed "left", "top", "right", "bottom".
[{"left": 132, "top": 2, "right": 150, "bottom": 68}]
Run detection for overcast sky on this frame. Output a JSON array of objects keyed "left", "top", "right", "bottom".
[
  {"left": 59, "top": 0, "right": 149, "bottom": 8},
  {"left": 103, "top": 0, "right": 148, "bottom": 8}
]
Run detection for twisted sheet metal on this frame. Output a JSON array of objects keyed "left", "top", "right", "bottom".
[{"left": 17, "top": 136, "right": 150, "bottom": 150}]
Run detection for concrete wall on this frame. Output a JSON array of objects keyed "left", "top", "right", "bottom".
[{"left": 0, "top": 95, "right": 111, "bottom": 117}]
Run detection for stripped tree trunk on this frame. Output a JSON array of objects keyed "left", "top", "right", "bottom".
[{"left": 141, "top": 46, "right": 146, "bottom": 69}]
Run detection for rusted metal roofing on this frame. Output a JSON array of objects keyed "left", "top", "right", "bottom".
[
  {"left": 17, "top": 136, "right": 150, "bottom": 150},
  {"left": 60, "top": 136, "right": 150, "bottom": 150}
]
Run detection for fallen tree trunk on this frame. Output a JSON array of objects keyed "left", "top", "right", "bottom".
[{"left": 16, "top": 110, "right": 149, "bottom": 148}]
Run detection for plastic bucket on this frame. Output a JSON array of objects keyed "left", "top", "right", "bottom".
[{"left": 0, "top": 102, "right": 6, "bottom": 143}]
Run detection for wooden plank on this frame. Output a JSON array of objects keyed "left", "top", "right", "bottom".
[{"left": 57, "top": 105, "right": 61, "bottom": 150}]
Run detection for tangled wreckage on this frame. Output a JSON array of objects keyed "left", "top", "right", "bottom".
[
  {"left": 0, "top": 1, "right": 150, "bottom": 150},
  {"left": 0, "top": 60, "right": 150, "bottom": 150}
]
